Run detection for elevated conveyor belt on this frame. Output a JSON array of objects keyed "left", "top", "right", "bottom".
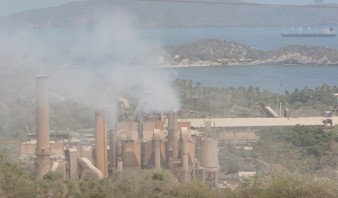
[
  {"left": 264, "top": 106, "right": 280, "bottom": 117},
  {"left": 179, "top": 117, "right": 338, "bottom": 128}
]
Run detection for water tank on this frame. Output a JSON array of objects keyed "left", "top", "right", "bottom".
[{"left": 200, "top": 139, "right": 218, "bottom": 168}]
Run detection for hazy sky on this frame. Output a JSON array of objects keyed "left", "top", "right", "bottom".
[{"left": 1, "top": 0, "right": 338, "bottom": 17}]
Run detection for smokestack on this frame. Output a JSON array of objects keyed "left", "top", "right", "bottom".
[
  {"left": 109, "top": 129, "right": 116, "bottom": 174},
  {"left": 167, "top": 111, "right": 178, "bottom": 174},
  {"left": 95, "top": 110, "right": 108, "bottom": 178},
  {"left": 167, "top": 112, "right": 173, "bottom": 172},
  {"left": 153, "top": 129, "right": 161, "bottom": 169},
  {"left": 180, "top": 127, "right": 189, "bottom": 182},
  {"left": 172, "top": 112, "right": 178, "bottom": 162},
  {"left": 35, "top": 75, "right": 51, "bottom": 178},
  {"left": 117, "top": 140, "right": 123, "bottom": 175}
]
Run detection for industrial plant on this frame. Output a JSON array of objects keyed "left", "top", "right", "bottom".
[
  {"left": 20, "top": 76, "right": 219, "bottom": 187},
  {"left": 18, "top": 75, "right": 338, "bottom": 191}
]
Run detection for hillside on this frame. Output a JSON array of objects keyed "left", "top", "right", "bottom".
[
  {"left": 1, "top": 0, "right": 338, "bottom": 27},
  {"left": 165, "top": 39, "right": 338, "bottom": 66}
]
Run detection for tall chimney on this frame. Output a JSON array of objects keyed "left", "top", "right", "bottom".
[
  {"left": 167, "top": 111, "right": 178, "bottom": 174},
  {"left": 180, "top": 127, "right": 189, "bottom": 182},
  {"left": 172, "top": 112, "right": 178, "bottom": 162},
  {"left": 95, "top": 110, "right": 108, "bottom": 177},
  {"left": 167, "top": 112, "right": 173, "bottom": 172},
  {"left": 35, "top": 75, "right": 50, "bottom": 178},
  {"left": 153, "top": 129, "right": 161, "bottom": 169}
]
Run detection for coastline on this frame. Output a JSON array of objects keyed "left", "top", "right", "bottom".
[{"left": 159, "top": 63, "right": 338, "bottom": 69}]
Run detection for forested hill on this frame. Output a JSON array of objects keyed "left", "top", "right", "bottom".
[
  {"left": 164, "top": 39, "right": 338, "bottom": 66},
  {"left": 1, "top": 0, "right": 338, "bottom": 27}
]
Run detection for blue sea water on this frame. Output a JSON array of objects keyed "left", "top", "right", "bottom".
[{"left": 166, "top": 65, "right": 338, "bottom": 93}]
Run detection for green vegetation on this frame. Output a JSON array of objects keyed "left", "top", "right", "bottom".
[
  {"left": 1, "top": 155, "right": 338, "bottom": 197},
  {"left": 0, "top": 157, "right": 217, "bottom": 198},
  {"left": 165, "top": 39, "right": 262, "bottom": 64},
  {"left": 219, "top": 124, "right": 338, "bottom": 175},
  {"left": 174, "top": 79, "right": 338, "bottom": 118},
  {"left": 166, "top": 39, "right": 338, "bottom": 66},
  {"left": 253, "top": 125, "right": 338, "bottom": 174},
  {"left": 232, "top": 174, "right": 338, "bottom": 198}
]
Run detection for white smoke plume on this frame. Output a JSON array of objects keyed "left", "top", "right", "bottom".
[{"left": 0, "top": 6, "right": 179, "bottom": 113}]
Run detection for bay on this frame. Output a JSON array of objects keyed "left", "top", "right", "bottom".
[{"left": 167, "top": 65, "right": 338, "bottom": 93}]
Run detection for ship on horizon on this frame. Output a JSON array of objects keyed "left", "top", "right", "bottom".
[{"left": 281, "top": 27, "right": 336, "bottom": 37}]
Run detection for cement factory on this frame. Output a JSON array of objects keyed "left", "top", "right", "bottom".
[
  {"left": 19, "top": 75, "right": 338, "bottom": 188},
  {"left": 20, "top": 76, "right": 219, "bottom": 187}
]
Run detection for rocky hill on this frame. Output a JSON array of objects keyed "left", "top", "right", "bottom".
[
  {"left": 164, "top": 39, "right": 338, "bottom": 66},
  {"left": 1, "top": 0, "right": 338, "bottom": 27}
]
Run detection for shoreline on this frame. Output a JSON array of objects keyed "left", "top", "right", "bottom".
[{"left": 159, "top": 63, "right": 338, "bottom": 68}]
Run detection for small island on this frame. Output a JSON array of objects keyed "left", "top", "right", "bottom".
[{"left": 162, "top": 39, "right": 338, "bottom": 67}]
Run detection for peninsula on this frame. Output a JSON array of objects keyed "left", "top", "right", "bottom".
[{"left": 163, "top": 39, "right": 338, "bottom": 67}]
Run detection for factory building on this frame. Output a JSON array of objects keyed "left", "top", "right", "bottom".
[{"left": 19, "top": 76, "right": 219, "bottom": 186}]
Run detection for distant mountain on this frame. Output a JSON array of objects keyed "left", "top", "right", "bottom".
[{"left": 1, "top": 0, "right": 338, "bottom": 27}]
